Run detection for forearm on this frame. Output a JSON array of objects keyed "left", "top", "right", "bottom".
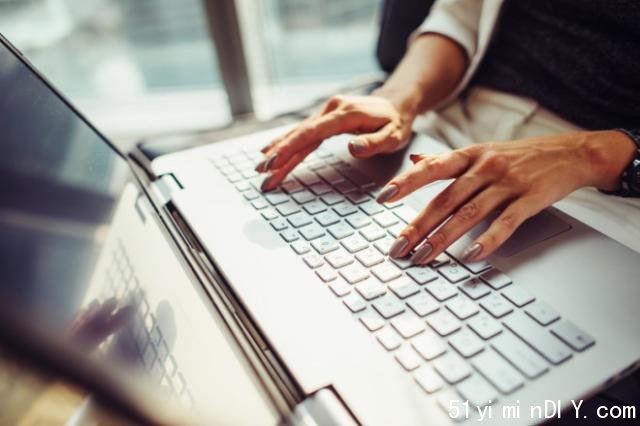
[{"left": 373, "top": 33, "right": 468, "bottom": 116}]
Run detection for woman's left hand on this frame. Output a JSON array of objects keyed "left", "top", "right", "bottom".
[{"left": 378, "top": 130, "right": 637, "bottom": 264}]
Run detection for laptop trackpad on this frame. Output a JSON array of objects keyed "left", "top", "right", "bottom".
[{"left": 466, "top": 209, "right": 572, "bottom": 257}]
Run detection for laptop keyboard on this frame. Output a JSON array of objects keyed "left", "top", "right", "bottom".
[
  {"left": 101, "top": 239, "right": 194, "bottom": 408},
  {"left": 211, "top": 146, "right": 595, "bottom": 416}
]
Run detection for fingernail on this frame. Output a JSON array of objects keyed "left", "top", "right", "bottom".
[
  {"left": 349, "top": 139, "right": 367, "bottom": 155},
  {"left": 410, "top": 241, "right": 433, "bottom": 265},
  {"left": 409, "top": 153, "right": 423, "bottom": 163},
  {"left": 462, "top": 243, "right": 483, "bottom": 262},
  {"left": 260, "top": 174, "right": 273, "bottom": 192},
  {"left": 264, "top": 153, "right": 278, "bottom": 171},
  {"left": 255, "top": 159, "right": 266, "bottom": 172},
  {"left": 389, "top": 236, "right": 409, "bottom": 258},
  {"left": 376, "top": 184, "right": 399, "bottom": 203}
]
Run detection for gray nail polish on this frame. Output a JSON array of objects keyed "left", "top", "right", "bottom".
[
  {"left": 260, "top": 174, "right": 273, "bottom": 192},
  {"left": 462, "top": 243, "right": 482, "bottom": 261},
  {"left": 389, "top": 236, "right": 409, "bottom": 258},
  {"left": 264, "top": 153, "right": 278, "bottom": 170},
  {"left": 410, "top": 242, "right": 433, "bottom": 265},
  {"left": 349, "top": 139, "right": 367, "bottom": 154},
  {"left": 376, "top": 185, "right": 399, "bottom": 203}
]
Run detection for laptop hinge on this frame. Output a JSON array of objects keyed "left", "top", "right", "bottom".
[
  {"left": 285, "top": 389, "right": 357, "bottom": 426},
  {"left": 149, "top": 173, "right": 182, "bottom": 206}
]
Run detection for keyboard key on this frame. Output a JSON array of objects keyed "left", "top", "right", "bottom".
[
  {"left": 433, "top": 352, "right": 473, "bottom": 384},
  {"left": 550, "top": 319, "right": 595, "bottom": 351},
  {"left": 355, "top": 278, "right": 386, "bottom": 300},
  {"left": 292, "top": 190, "right": 316, "bottom": 204},
  {"left": 412, "top": 330, "right": 448, "bottom": 360},
  {"left": 303, "top": 253, "right": 324, "bottom": 268},
  {"left": 277, "top": 202, "right": 301, "bottom": 216},
  {"left": 388, "top": 277, "right": 421, "bottom": 299},
  {"left": 392, "top": 205, "right": 417, "bottom": 223},
  {"left": 395, "top": 345, "right": 422, "bottom": 371},
  {"left": 264, "top": 191, "right": 290, "bottom": 205},
  {"left": 479, "top": 269, "right": 512, "bottom": 290},
  {"left": 241, "top": 169, "right": 258, "bottom": 179},
  {"left": 359, "top": 310, "right": 385, "bottom": 331},
  {"left": 290, "top": 240, "right": 310, "bottom": 255},
  {"left": 439, "top": 263, "right": 470, "bottom": 283},
  {"left": 311, "top": 237, "right": 339, "bottom": 255},
  {"left": 373, "top": 211, "right": 399, "bottom": 228},
  {"left": 427, "top": 310, "right": 462, "bottom": 336},
  {"left": 226, "top": 172, "right": 243, "bottom": 183},
  {"left": 316, "top": 166, "right": 345, "bottom": 185},
  {"left": 243, "top": 189, "right": 261, "bottom": 200},
  {"left": 391, "top": 314, "right": 426, "bottom": 338},
  {"left": 315, "top": 210, "right": 341, "bottom": 227},
  {"left": 449, "top": 328, "right": 485, "bottom": 358},
  {"left": 328, "top": 279, "right": 351, "bottom": 297},
  {"left": 447, "top": 296, "right": 480, "bottom": 320},
  {"left": 346, "top": 213, "right": 371, "bottom": 229},
  {"left": 390, "top": 257, "right": 413, "bottom": 270},
  {"left": 429, "top": 253, "right": 450, "bottom": 268},
  {"left": 491, "top": 332, "right": 548, "bottom": 379},
  {"left": 270, "top": 218, "right": 289, "bottom": 231},
  {"left": 327, "top": 222, "right": 354, "bottom": 239},
  {"left": 359, "top": 200, "right": 384, "bottom": 216},
  {"left": 333, "top": 202, "right": 358, "bottom": 217},
  {"left": 387, "top": 222, "right": 405, "bottom": 238},
  {"left": 341, "top": 234, "right": 369, "bottom": 253},
  {"left": 335, "top": 164, "right": 375, "bottom": 188},
  {"left": 234, "top": 181, "right": 251, "bottom": 192},
  {"left": 295, "top": 171, "right": 322, "bottom": 186},
  {"left": 359, "top": 224, "right": 387, "bottom": 242},
  {"left": 406, "top": 266, "right": 439, "bottom": 285},
  {"left": 459, "top": 278, "right": 492, "bottom": 300},
  {"left": 376, "top": 326, "right": 402, "bottom": 350},
  {"left": 346, "top": 191, "right": 370, "bottom": 204},
  {"left": 334, "top": 180, "right": 357, "bottom": 194},
  {"left": 468, "top": 313, "right": 503, "bottom": 340},
  {"left": 407, "top": 292, "right": 439, "bottom": 317},
  {"left": 303, "top": 200, "right": 328, "bottom": 215},
  {"left": 320, "top": 192, "right": 344, "bottom": 206},
  {"left": 325, "top": 249, "right": 354, "bottom": 269},
  {"left": 280, "top": 229, "right": 299, "bottom": 243},
  {"left": 373, "top": 236, "right": 395, "bottom": 255},
  {"left": 281, "top": 178, "right": 304, "bottom": 194},
  {"left": 315, "top": 265, "right": 337, "bottom": 282},
  {"left": 287, "top": 212, "right": 313, "bottom": 228},
  {"left": 251, "top": 198, "right": 269, "bottom": 210},
  {"left": 503, "top": 312, "right": 572, "bottom": 364},
  {"left": 373, "top": 295, "right": 406, "bottom": 319},
  {"left": 370, "top": 262, "right": 401, "bottom": 283},
  {"left": 502, "top": 285, "right": 535, "bottom": 307},
  {"left": 457, "top": 374, "right": 499, "bottom": 408},
  {"left": 471, "top": 349, "right": 524, "bottom": 394},
  {"left": 309, "top": 182, "right": 332, "bottom": 196},
  {"left": 299, "top": 224, "right": 325, "bottom": 241},
  {"left": 425, "top": 278, "right": 458, "bottom": 301},
  {"left": 339, "top": 263, "right": 369, "bottom": 284},
  {"left": 480, "top": 293, "right": 514, "bottom": 318},
  {"left": 261, "top": 208, "right": 279, "bottom": 220},
  {"left": 343, "top": 293, "right": 367, "bottom": 313},
  {"left": 415, "top": 366, "right": 444, "bottom": 394},
  {"left": 525, "top": 301, "right": 560, "bottom": 325},
  {"left": 355, "top": 247, "right": 385, "bottom": 267}
]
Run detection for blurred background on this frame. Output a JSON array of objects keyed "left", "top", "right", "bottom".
[{"left": 0, "top": 0, "right": 383, "bottom": 142}]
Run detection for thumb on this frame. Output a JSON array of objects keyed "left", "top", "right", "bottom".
[{"left": 347, "top": 124, "right": 406, "bottom": 159}]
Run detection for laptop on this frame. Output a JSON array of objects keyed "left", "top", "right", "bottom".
[{"left": 1, "top": 32, "right": 639, "bottom": 425}]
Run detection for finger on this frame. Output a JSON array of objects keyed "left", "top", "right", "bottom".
[
  {"left": 348, "top": 124, "right": 407, "bottom": 158},
  {"left": 260, "top": 145, "right": 317, "bottom": 192},
  {"left": 387, "top": 165, "right": 504, "bottom": 259},
  {"left": 409, "top": 186, "right": 514, "bottom": 265},
  {"left": 376, "top": 150, "right": 474, "bottom": 205},
  {"left": 463, "top": 194, "right": 546, "bottom": 261},
  {"left": 264, "top": 111, "right": 357, "bottom": 171}
]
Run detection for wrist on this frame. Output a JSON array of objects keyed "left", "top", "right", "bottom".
[
  {"left": 371, "top": 85, "right": 421, "bottom": 119},
  {"left": 582, "top": 130, "right": 637, "bottom": 191}
]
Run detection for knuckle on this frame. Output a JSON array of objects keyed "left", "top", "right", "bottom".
[
  {"left": 480, "top": 232, "right": 500, "bottom": 250},
  {"left": 455, "top": 201, "right": 480, "bottom": 222},
  {"left": 500, "top": 171, "right": 528, "bottom": 191},
  {"left": 497, "top": 211, "right": 518, "bottom": 230},
  {"left": 478, "top": 151, "right": 508, "bottom": 173}
]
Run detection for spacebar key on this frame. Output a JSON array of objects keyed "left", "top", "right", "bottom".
[{"left": 503, "top": 312, "right": 572, "bottom": 365}]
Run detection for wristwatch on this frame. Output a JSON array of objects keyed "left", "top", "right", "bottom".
[{"left": 604, "top": 128, "right": 640, "bottom": 197}]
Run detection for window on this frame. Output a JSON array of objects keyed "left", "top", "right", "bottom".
[{"left": 0, "top": 0, "right": 231, "bottom": 138}]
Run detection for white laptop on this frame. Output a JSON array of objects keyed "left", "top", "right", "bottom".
[{"left": 2, "top": 33, "right": 639, "bottom": 425}]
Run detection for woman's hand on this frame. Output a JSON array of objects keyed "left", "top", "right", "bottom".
[
  {"left": 256, "top": 93, "right": 417, "bottom": 191},
  {"left": 379, "top": 130, "right": 637, "bottom": 264}
]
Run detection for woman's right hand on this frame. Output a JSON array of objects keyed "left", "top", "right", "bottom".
[{"left": 256, "top": 93, "right": 417, "bottom": 191}]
